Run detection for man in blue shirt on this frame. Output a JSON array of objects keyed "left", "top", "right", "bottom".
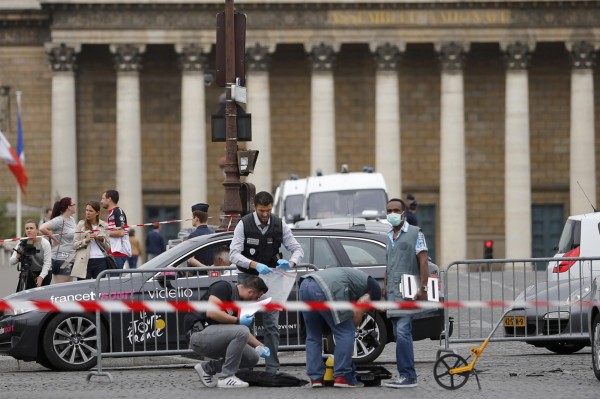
[{"left": 187, "top": 203, "right": 216, "bottom": 269}]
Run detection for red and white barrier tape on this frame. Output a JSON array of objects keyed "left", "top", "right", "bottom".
[{"left": 0, "top": 299, "right": 593, "bottom": 314}]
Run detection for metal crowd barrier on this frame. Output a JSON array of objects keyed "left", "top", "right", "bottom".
[
  {"left": 440, "top": 256, "right": 600, "bottom": 353},
  {"left": 87, "top": 264, "right": 318, "bottom": 382}
]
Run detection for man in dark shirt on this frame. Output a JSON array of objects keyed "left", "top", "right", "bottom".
[
  {"left": 187, "top": 203, "right": 216, "bottom": 269},
  {"left": 145, "top": 224, "right": 165, "bottom": 260},
  {"left": 190, "top": 276, "right": 270, "bottom": 388}
]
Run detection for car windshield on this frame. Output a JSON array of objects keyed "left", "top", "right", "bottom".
[
  {"left": 285, "top": 194, "right": 304, "bottom": 222},
  {"left": 556, "top": 219, "right": 581, "bottom": 253},
  {"left": 307, "top": 189, "right": 387, "bottom": 220}
]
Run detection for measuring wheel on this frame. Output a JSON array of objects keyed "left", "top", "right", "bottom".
[{"left": 433, "top": 353, "right": 470, "bottom": 390}]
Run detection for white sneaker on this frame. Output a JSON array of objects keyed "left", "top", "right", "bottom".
[
  {"left": 195, "top": 362, "right": 217, "bottom": 388},
  {"left": 217, "top": 376, "right": 249, "bottom": 388}
]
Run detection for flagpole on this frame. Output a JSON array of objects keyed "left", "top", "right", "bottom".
[{"left": 15, "top": 91, "right": 22, "bottom": 238}]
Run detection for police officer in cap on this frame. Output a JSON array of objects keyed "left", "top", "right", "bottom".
[
  {"left": 229, "top": 191, "right": 304, "bottom": 374},
  {"left": 187, "top": 203, "right": 216, "bottom": 268}
]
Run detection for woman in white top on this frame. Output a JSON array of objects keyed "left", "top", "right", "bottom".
[
  {"left": 10, "top": 219, "right": 52, "bottom": 291},
  {"left": 39, "top": 197, "right": 77, "bottom": 284},
  {"left": 71, "top": 201, "right": 110, "bottom": 280}
]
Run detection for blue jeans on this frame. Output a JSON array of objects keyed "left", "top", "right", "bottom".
[
  {"left": 300, "top": 278, "right": 358, "bottom": 384},
  {"left": 114, "top": 256, "right": 127, "bottom": 269},
  {"left": 390, "top": 316, "right": 416, "bottom": 380},
  {"left": 127, "top": 256, "right": 138, "bottom": 269}
]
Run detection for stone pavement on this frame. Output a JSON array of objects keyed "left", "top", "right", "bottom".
[{"left": 1, "top": 339, "right": 598, "bottom": 399}]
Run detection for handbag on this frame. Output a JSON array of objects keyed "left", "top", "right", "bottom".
[{"left": 98, "top": 241, "right": 117, "bottom": 269}]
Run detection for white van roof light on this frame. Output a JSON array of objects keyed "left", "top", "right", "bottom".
[
  {"left": 362, "top": 166, "right": 374, "bottom": 173},
  {"left": 341, "top": 164, "right": 349, "bottom": 173}
]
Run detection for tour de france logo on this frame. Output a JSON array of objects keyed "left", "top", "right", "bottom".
[{"left": 127, "top": 312, "right": 166, "bottom": 344}]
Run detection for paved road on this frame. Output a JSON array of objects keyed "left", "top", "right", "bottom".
[
  {"left": 1, "top": 339, "right": 598, "bottom": 399},
  {"left": 1, "top": 258, "right": 599, "bottom": 398}
]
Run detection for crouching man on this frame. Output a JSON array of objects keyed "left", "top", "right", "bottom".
[{"left": 190, "top": 276, "right": 271, "bottom": 388}]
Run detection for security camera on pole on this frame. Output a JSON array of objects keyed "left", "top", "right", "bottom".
[{"left": 214, "top": 0, "right": 258, "bottom": 232}]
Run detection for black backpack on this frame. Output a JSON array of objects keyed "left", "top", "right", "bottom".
[{"left": 235, "top": 369, "right": 308, "bottom": 387}]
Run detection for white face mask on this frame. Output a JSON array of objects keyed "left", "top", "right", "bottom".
[{"left": 386, "top": 212, "right": 404, "bottom": 227}]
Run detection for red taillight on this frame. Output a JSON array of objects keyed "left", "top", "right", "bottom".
[{"left": 552, "top": 246, "right": 580, "bottom": 273}]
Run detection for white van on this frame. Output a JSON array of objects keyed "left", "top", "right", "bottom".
[
  {"left": 303, "top": 171, "right": 388, "bottom": 221},
  {"left": 548, "top": 211, "right": 600, "bottom": 281},
  {"left": 273, "top": 177, "right": 307, "bottom": 225}
]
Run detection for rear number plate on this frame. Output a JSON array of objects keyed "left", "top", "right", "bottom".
[{"left": 504, "top": 316, "right": 525, "bottom": 327}]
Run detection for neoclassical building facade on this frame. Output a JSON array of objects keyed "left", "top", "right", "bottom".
[{"left": 0, "top": 0, "right": 599, "bottom": 266}]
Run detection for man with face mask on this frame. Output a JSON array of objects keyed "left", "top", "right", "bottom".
[{"left": 382, "top": 198, "right": 429, "bottom": 389}]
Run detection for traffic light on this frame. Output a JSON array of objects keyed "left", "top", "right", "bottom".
[{"left": 484, "top": 240, "right": 494, "bottom": 259}]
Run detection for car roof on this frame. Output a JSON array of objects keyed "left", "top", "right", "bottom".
[
  {"left": 568, "top": 211, "right": 600, "bottom": 221},
  {"left": 305, "top": 172, "right": 387, "bottom": 194}
]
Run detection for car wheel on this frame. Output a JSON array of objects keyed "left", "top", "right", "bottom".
[
  {"left": 592, "top": 313, "right": 600, "bottom": 381},
  {"left": 543, "top": 342, "right": 586, "bottom": 355},
  {"left": 326, "top": 312, "right": 387, "bottom": 364},
  {"left": 42, "top": 313, "right": 107, "bottom": 371}
]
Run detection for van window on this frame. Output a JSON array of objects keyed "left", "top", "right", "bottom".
[
  {"left": 557, "top": 219, "right": 581, "bottom": 253},
  {"left": 285, "top": 194, "right": 304, "bottom": 222},
  {"left": 307, "top": 189, "right": 387, "bottom": 220}
]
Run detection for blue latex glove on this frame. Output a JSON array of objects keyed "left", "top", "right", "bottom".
[
  {"left": 239, "top": 314, "right": 255, "bottom": 326},
  {"left": 255, "top": 345, "right": 270, "bottom": 359},
  {"left": 255, "top": 263, "right": 272, "bottom": 275},
  {"left": 276, "top": 259, "right": 291, "bottom": 270}
]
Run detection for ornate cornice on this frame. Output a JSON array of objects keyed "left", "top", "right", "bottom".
[
  {"left": 110, "top": 44, "right": 145, "bottom": 72},
  {"left": 310, "top": 43, "right": 336, "bottom": 71},
  {"left": 46, "top": 43, "right": 79, "bottom": 72},
  {"left": 504, "top": 41, "right": 531, "bottom": 70}
]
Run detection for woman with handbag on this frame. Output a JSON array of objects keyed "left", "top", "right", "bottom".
[
  {"left": 39, "top": 197, "right": 77, "bottom": 284},
  {"left": 71, "top": 201, "right": 111, "bottom": 280}
]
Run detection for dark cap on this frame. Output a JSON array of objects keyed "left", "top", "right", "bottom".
[
  {"left": 406, "top": 193, "right": 416, "bottom": 201},
  {"left": 191, "top": 203, "right": 209, "bottom": 213},
  {"left": 366, "top": 276, "right": 382, "bottom": 301}
]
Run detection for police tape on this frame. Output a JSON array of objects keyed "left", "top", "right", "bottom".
[
  {"left": 0, "top": 213, "right": 241, "bottom": 244},
  {"left": 0, "top": 299, "right": 593, "bottom": 314}
]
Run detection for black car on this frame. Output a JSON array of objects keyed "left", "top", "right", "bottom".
[{"left": 0, "top": 228, "right": 445, "bottom": 371}]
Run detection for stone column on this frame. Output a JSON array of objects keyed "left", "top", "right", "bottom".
[
  {"left": 110, "top": 44, "right": 145, "bottom": 226},
  {"left": 47, "top": 43, "right": 80, "bottom": 200},
  {"left": 245, "top": 43, "right": 273, "bottom": 192},
  {"left": 373, "top": 43, "right": 402, "bottom": 197},
  {"left": 309, "top": 43, "right": 336, "bottom": 176},
  {"left": 437, "top": 42, "right": 467, "bottom": 266},
  {"left": 503, "top": 42, "right": 532, "bottom": 259},
  {"left": 568, "top": 41, "right": 596, "bottom": 214},
  {"left": 176, "top": 44, "right": 208, "bottom": 228}
]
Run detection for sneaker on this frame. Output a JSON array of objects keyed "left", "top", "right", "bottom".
[
  {"left": 384, "top": 376, "right": 418, "bottom": 388},
  {"left": 195, "top": 362, "right": 217, "bottom": 388},
  {"left": 333, "top": 376, "right": 364, "bottom": 388},
  {"left": 217, "top": 376, "right": 249, "bottom": 388},
  {"left": 310, "top": 378, "right": 324, "bottom": 388}
]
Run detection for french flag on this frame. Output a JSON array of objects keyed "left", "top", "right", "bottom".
[{"left": 0, "top": 126, "right": 28, "bottom": 194}]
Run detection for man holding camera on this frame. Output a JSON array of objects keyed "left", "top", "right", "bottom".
[{"left": 9, "top": 219, "right": 52, "bottom": 292}]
